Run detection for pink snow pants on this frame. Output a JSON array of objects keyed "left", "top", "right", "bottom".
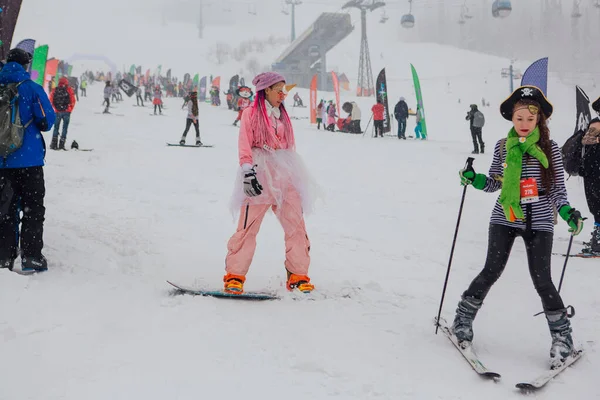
[{"left": 225, "top": 191, "right": 311, "bottom": 276}]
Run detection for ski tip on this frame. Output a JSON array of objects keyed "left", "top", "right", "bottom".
[
  {"left": 515, "top": 382, "right": 536, "bottom": 391},
  {"left": 485, "top": 372, "right": 501, "bottom": 380}
]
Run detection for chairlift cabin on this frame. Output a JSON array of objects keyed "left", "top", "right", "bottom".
[
  {"left": 595, "top": 0, "right": 600, "bottom": 9},
  {"left": 461, "top": 4, "right": 473, "bottom": 19},
  {"left": 492, "top": 0, "right": 512, "bottom": 18},
  {"left": 401, "top": 0, "right": 415, "bottom": 28},
  {"left": 281, "top": 1, "right": 289, "bottom": 15}
]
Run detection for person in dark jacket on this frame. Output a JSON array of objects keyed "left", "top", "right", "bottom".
[
  {"left": 0, "top": 48, "right": 56, "bottom": 272},
  {"left": 49, "top": 77, "right": 77, "bottom": 150},
  {"left": 581, "top": 114, "right": 600, "bottom": 254},
  {"left": 394, "top": 97, "right": 409, "bottom": 139},
  {"left": 466, "top": 104, "right": 485, "bottom": 154}
]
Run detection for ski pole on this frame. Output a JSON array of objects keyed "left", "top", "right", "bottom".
[
  {"left": 435, "top": 157, "right": 475, "bottom": 334},
  {"left": 362, "top": 114, "right": 373, "bottom": 137},
  {"left": 533, "top": 232, "right": 579, "bottom": 317}
]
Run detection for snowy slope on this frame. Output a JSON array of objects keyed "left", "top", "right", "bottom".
[
  {"left": 3, "top": 2, "right": 600, "bottom": 399},
  {"left": 0, "top": 63, "right": 598, "bottom": 400}
]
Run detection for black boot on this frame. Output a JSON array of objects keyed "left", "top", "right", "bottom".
[
  {"left": 0, "top": 258, "right": 15, "bottom": 270},
  {"left": 58, "top": 137, "right": 67, "bottom": 150},
  {"left": 583, "top": 225, "right": 600, "bottom": 254},
  {"left": 21, "top": 254, "right": 48, "bottom": 272},
  {"left": 545, "top": 308, "right": 575, "bottom": 367},
  {"left": 480, "top": 143, "right": 485, "bottom": 154},
  {"left": 50, "top": 136, "right": 58, "bottom": 150},
  {"left": 452, "top": 295, "right": 483, "bottom": 346}
]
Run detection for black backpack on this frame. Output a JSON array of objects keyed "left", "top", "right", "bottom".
[
  {"left": 562, "top": 131, "right": 586, "bottom": 176},
  {"left": 0, "top": 81, "right": 32, "bottom": 157},
  {"left": 53, "top": 86, "right": 70, "bottom": 112}
]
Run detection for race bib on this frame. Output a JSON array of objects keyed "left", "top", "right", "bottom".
[{"left": 520, "top": 178, "right": 539, "bottom": 204}]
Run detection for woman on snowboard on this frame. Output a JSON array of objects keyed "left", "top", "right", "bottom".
[
  {"left": 179, "top": 91, "right": 202, "bottom": 146},
  {"left": 224, "top": 72, "right": 319, "bottom": 295},
  {"left": 453, "top": 86, "right": 585, "bottom": 367}
]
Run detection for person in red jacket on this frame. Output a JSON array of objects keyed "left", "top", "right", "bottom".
[
  {"left": 49, "top": 77, "right": 77, "bottom": 150},
  {"left": 233, "top": 86, "right": 253, "bottom": 126},
  {"left": 372, "top": 99, "right": 385, "bottom": 138}
]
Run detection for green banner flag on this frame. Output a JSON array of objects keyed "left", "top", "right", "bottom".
[
  {"left": 410, "top": 64, "right": 428, "bottom": 139},
  {"left": 129, "top": 64, "right": 136, "bottom": 76},
  {"left": 31, "top": 45, "right": 49, "bottom": 85}
]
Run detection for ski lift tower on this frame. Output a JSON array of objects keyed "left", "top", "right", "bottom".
[
  {"left": 286, "top": 0, "right": 303, "bottom": 42},
  {"left": 342, "top": 0, "right": 385, "bottom": 97}
]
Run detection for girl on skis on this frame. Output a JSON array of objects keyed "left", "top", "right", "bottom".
[
  {"left": 453, "top": 85, "right": 585, "bottom": 367},
  {"left": 224, "top": 72, "right": 319, "bottom": 295},
  {"left": 179, "top": 91, "right": 202, "bottom": 146}
]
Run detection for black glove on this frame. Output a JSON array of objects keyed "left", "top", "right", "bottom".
[
  {"left": 243, "top": 166, "right": 263, "bottom": 197},
  {"left": 34, "top": 116, "right": 48, "bottom": 131}
]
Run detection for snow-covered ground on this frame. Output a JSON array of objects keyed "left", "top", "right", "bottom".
[
  {"left": 0, "top": 58, "right": 598, "bottom": 398},
  {"left": 4, "top": 1, "right": 600, "bottom": 396}
]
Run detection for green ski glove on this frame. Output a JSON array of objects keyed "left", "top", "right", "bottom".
[
  {"left": 559, "top": 205, "right": 585, "bottom": 236},
  {"left": 459, "top": 169, "right": 487, "bottom": 190}
]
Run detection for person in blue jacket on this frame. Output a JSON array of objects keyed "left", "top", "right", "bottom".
[{"left": 0, "top": 48, "right": 56, "bottom": 272}]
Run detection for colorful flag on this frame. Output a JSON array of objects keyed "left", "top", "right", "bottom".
[
  {"left": 376, "top": 68, "right": 391, "bottom": 133},
  {"left": 521, "top": 57, "right": 549, "bottom": 96}
]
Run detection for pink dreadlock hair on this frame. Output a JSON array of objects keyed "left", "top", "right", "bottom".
[{"left": 249, "top": 90, "right": 295, "bottom": 150}]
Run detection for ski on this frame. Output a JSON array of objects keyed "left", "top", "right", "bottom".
[
  {"left": 435, "top": 317, "right": 501, "bottom": 379},
  {"left": 552, "top": 252, "right": 600, "bottom": 258},
  {"left": 516, "top": 350, "right": 583, "bottom": 391}
]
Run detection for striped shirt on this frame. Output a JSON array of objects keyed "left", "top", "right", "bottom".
[{"left": 482, "top": 139, "right": 569, "bottom": 233}]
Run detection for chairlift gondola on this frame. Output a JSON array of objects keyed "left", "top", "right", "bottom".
[
  {"left": 281, "top": 1, "right": 289, "bottom": 15},
  {"left": 248, "top": 4, "right": 257, "bottom": 15},
  {"left": 594, "top": 0, "right": 600, "bottom": 9},
  {"left": 492, "top": 0, "right": 512, "bottom": 18},
  {"left": 401, "top": 0, "right": 415, "bottom": 28},
  {"left": 461, "top": 3, "right": 473, "bottom": 19}
]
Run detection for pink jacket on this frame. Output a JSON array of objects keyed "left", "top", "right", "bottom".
[{"left": 238, "top": 107, "right": 291, "bottom": 166}]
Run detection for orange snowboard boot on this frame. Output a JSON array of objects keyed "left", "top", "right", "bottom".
[
  {"left": 223, "top": 273, "right": 245, "bottom": 294},
  {"left": 286, "top": 271, "right": 314, "bottom": 293}
]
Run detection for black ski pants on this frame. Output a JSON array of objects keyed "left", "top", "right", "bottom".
[
  {"left": 584, "top": 177, "right": 600, "bottom": 225},
  {"left": 182, "top": 118, "right": 200, "bottom": 139},
  {"left": 463, "top": 224, "right": 565, "bottom": 312},
  {"left": 374, "top": 120, "right": 384, "bottom": 137},
  {"left": 136, "top": 95, "right": 144, "bottom": 106},
  {"left": 0, "top": 167, "right": 45, "bottom": 260},
  {"left": 470, "top": 127, "right": 484, "bottom": 152}
]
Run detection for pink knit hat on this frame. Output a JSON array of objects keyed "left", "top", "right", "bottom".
[{"left": 252, "top": 72, "right": 286, "bottom": 92}]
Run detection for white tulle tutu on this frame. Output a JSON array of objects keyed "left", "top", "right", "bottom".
[{"left": 229, "top": 148, "right": 322, "bottom": 217}]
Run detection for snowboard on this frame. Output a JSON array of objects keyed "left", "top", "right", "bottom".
[
  {"left": 166, "top": 143, "right": 214, "bottom": 148},
  {"left": 167, "top": 280, "right": 279, "bottom": 300},
  {"left": 553, "top": 252, "right": 600, "bottom": 258}
]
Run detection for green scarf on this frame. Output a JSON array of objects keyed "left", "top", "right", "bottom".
[{"left": 498, "top": 127, "right": 549, "bottom": 221}]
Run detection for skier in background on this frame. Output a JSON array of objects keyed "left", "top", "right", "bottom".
[
  {"left": 80, "top": 79, "right": 87, "bottom": 97},
  {"left": 102, "top": 81, "right": 111, "bottom": 114},
  {"left": 316, "top": 100, "right": 324, "bottom": 130},
  {"left": 233, "top": 86, "right": 253, "bottom": 127},
  {"left": 580, "top": 105, "right": 600, "bottom": 255},
  {"left": 135, "top": 87, "right": 144, "bottom": 107},
  {"left": 153, "top": 85, "right": 163, "bottom": 115},
  {"left": 371, "top": 99, "right": 385, "bottom": 138},
  {"left": 394, "top": 97, "right": 408, "bottom": 140},
  {"left": 414, "top": 105, "right": 425, "bottom": 139},
  {"left": 453, "top": 86, "right": 584, "bottom": 368},
  {"left": 466, "top": 104, "right": 485, "bottom": 154},
  {"left": 179, "top": 91, "right": 201, "bottom": 146},
  {"left": 49, "top": 77, "right": 77, "bottom": 150}
]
